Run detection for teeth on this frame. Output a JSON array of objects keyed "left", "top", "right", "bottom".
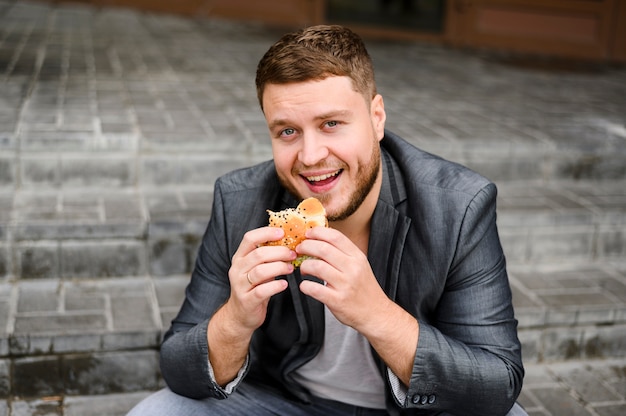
[{"left": 306, "top": 170, "right": 340, "bottom": 182}]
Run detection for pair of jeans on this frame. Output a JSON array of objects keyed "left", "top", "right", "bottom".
[
  {"left": 126, "top": 383, "right": 389, "bottom": 416},
  {"left": 126, "top": 382, "right": 528, "bottom": 415}
]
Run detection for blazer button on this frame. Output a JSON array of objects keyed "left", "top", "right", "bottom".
[
  {"left": 420, "top": 395, "right": 428, "bottom": 405},
  {"left": 428, "top": 394, "right": 436, "bottom": 404},
  {"left": 411, "top": 394, "right": 421, "bottom": 404}
]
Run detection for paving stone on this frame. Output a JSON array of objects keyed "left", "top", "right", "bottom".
[
  {"left": 63, "top": 391, "right": 151, "bottom": 416},
  {"left": 10, "top": 350, "right": 160, "bottom": 399},
  {"left": 14, "top": 313, "right": 109, "bottom": 336},
  {"left": 0, "top": 157, "right": 14, "bottom": 188},
  {"left": 531, "top": 386, "right": 592, "bottom": 415},
  {"left": 522, "top": 360, "right": 626, "bottom": 416},
  {"left": 101, "top": 330, "right": 161, "bottom": 351},
  {"left": 139, "top": 155, "right": 250, "bottom": 188},
  {"left": 20, "top": 157, "right": 60, "bottom": 187},
  {"left": 60, "top": 240, "right": 147, "bottom": 278},
  {"left": 582, "top": 325, "right": 626, "bottom": 360},
  {"left": 62, "top": 351, "right": 160, "bottom": 396},
  {"left": 554, "top": 363, "right": 623, "bottom": 403},
  {"left": 15, "top": 242, "right": 60, "bottom": 279},
  {"left": 0, "top": 359, "right": 9, "bottom": 397},
  {"left": 10, "top": 399, "right": 62, "bottom": 416},
  {"left": 153, "top": 275, "right": 188, "bottom": 326},
  {"left": 11, "top": 191, "right": 146, "bottom": 241},
  {"left": 595, "top": 406, "right": 626, "bottom": 416},
  {"left": 0, "top": 243, "right": 9, "bottom": 279},
  {"left": 598, "top": 226, "right": 626, "bottom": 258},
  {"left": 148, "top": 236, "right": 193, "bottom": 276},
  {"left": 0, "top": 293, "right": 9, "bottom": 355},
  {"left": 60, "top": 157, "right": 136, "bottom": 188},
  {"left": 20, "top": 154, "right": 136, "bottom": 188},
  {"left": 16, "top": 280, "right": 60, "bottom": 313},
  {"left": 13, "top": 355, "right": 64, "bottom": 397}
]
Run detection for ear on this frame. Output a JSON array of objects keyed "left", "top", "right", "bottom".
[{"left": 370, "top": 94, "right": 386, "bottom": 141}]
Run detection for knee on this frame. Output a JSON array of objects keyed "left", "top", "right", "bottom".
[{"left": 126, "top": 388, "right": 178, "bottom": 416}]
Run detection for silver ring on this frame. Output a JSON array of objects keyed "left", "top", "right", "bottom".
[{"left": 246, "top": 272, "right": 253, "bottom": 285}]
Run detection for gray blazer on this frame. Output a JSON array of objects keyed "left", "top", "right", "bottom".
[{"left": 160, "top": 130, "right": 524, "bottom": 415}]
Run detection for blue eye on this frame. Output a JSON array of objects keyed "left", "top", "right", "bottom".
[{"left": 281, "top": 128, "right": 296, "bottom": 137}]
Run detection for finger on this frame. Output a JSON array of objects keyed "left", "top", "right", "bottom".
[
  {"left": 237, "top": 226, "right": 285, "bottom": 257},
  {"left": 230, "top": 228, "right": 292, "bottom": 286},
  {"left": 305, "top": 226, "right": 352, "bottom": 251},
  {"left": 299, "top": 278, "right": 329, "bottom": 303},
  {"left": 299, "top": 256, "right": 337, "bottom": 284},
  {"left": 246, "top": 260, "right": 294, "bottom": 287},
  {"left": 296, "top": 238, "right": 358, "bottom": 276},
  {"left": 302, "top": 227, "right": 363, "bottom": 261},
  {"left": 246, "top": 244, "right": 297, "bottom": 269},
  {"left": 251, "top": 278, "right": 289, "bottom": 299}
]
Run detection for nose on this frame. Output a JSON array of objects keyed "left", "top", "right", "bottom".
[{"left": 298, "top": 132, "right": 329, "bottom": 166}]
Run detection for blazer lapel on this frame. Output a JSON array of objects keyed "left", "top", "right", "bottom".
[{"left": 368, "top": 149, "right": 411, "bottom": 301}]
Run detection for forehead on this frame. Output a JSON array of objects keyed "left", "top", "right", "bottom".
[{"left": 262, "top": 76, "right": 365, "bottom": 117}]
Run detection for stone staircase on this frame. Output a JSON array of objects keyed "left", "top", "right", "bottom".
[{"left": 0, "top": 0, "right": 625, "bottom": 407}]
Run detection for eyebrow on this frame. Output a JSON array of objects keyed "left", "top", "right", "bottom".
[
  {"left": 268, "top": 110, "right": 353, "bottom": 131},
  {"left": 316, "top": 110, "right": 352, "bottom": 121}
]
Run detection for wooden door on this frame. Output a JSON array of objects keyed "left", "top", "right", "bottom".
[{"left": 446, "top": 0, "right": 618, "bottom": 60}]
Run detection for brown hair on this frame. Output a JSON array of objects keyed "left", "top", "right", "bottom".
[{"left": 255, "top": 25, "right": 376, "bottom": 109}]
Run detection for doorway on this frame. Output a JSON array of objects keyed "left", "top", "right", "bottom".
[{"left": 326, "top": 0, "right": 446, "bottom": 33}]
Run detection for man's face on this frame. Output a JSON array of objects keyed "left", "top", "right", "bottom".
[{"left": 262, "top": 76, "right": 386, "bottom": 222}]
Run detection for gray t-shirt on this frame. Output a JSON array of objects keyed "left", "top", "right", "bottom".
[{"left": 292, "top": 307, "right": 387, "bottom": 409}]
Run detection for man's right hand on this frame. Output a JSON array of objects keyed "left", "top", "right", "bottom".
[{"left": 207, "top": 226, "right": 294, "bottom": 386}]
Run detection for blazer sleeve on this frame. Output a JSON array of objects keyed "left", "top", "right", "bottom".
[
  {"left": 405, "top": 183, "right": 524, "bottom": 415},
  {"left": 159, "top": 180, "right": 245, "bottom": 399}
]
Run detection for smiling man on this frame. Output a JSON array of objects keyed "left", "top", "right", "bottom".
[
  {"left": 264, "top": 75, "right": 384, "bottom": 223},
  {"left": 128, "top": 25, "right": 526, "bottom": 416}
]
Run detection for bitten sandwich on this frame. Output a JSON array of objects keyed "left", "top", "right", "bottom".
[{"left": 263, "top": 197, "right": 328, "bottom": 267}]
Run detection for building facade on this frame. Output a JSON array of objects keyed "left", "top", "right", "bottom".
[{"left": 54, "top": 0, "right": 626, "bottom": 62}]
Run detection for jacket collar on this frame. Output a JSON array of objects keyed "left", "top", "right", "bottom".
[{"left": 368, "top": 146, "right": 411, "bottom": 300}]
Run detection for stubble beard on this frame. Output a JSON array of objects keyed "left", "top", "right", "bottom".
[{"left": 279, "top": 138, "right": 381, "bottom": 222}]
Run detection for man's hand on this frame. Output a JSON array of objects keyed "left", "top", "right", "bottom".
[
  {"left": 297, "top": 226, "right": 419, "bottom": 386},
  {"left": 207, "top": 226, "right": 294, "bottom": 386},
  {"left": 225, "top": 226, "right": 294, "bottom": 329},
  {"left": 297, "top": 226, "right": 384, "bottom": 329}
]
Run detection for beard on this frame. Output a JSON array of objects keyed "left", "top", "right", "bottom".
[{"left": 278, "top": 136, "right": 381, "bottom": 222}]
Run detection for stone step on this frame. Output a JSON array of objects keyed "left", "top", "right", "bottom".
[
  {"left": 0, "top": 259, "right": 625, "bottom": 399},
  {"left": 1, "top": 180, "right": 624, "bottom": 280},
  {"left": 2, "top": 139, "right": 625, "bottom": 194},
  {"left": 497, "top": 180, "right": 626, "bottom": 264},
  {"left": 510, "top": 261, "right": 626, "bottom": 363},
  {"left": 4, "top": 357, "right": 626, "bottom": 415},
  {"left": 403, "top": 134, "right": 626, "bottom": 183}
]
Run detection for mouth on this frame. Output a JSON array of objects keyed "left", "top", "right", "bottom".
[{"left": 302, "top": 169, "right": 343, "bottom": 189}]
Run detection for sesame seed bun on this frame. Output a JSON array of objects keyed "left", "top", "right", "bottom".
[{"left": 264, "top": 197, "right": 328, "bottom": 267}]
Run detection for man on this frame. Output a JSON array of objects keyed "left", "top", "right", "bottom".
[{"left": 128, "top": 25, "right": 525, "bottom": 415}]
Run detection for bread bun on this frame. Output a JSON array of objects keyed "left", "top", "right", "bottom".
[{"left": 264, "top": 197, "right": 328, "bottom": 266}]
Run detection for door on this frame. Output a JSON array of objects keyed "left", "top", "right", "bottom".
[{"left": 447, "top": 0, "right": 618, "bottom": 60}]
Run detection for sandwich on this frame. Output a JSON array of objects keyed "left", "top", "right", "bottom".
[{"left": 264, "top": 197, "right": 328, "bottom": 267}]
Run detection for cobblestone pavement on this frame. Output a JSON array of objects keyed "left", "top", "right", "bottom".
[{"left": 0, "top": 0, "right": 625, "bottom": 415}]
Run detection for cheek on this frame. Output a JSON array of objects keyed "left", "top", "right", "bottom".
[{"left": 272, "top": 147, "right": 297, "bottom": 177}]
